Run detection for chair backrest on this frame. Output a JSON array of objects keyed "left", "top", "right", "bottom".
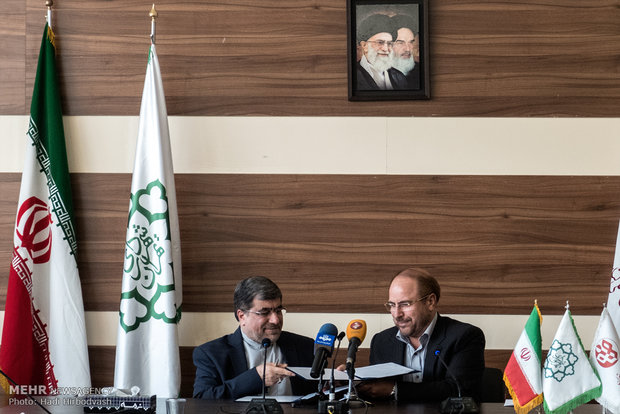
[{"left": 481, "top": 367, "right": 506, "bottom": 402}]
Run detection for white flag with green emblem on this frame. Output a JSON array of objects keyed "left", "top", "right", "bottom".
[
  {"left": 113, "top": 43, "right": 182, "bottom": 398},
  {"left": 543, "top": 308, "right": 601, "bottom": 414}
]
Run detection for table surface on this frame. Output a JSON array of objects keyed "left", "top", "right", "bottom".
[{"left": 0, "top": 397, "right": 606, "bottom": 414}]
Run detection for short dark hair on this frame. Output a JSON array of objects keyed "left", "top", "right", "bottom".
[
  {"left": 357, "top": 13, "right": 397, "bottom": 43},
  {"left": 392, "top": 267, "right": 441, "bottom": 302},
  {"left": 233, "top": 276, "right": 282, "bottom": 320}
]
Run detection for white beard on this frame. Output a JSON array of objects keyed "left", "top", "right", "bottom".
[
  {"left": 367, "top": 47, "right": 393, "bottom": 73},
  {"left": 392, "top": 55, "right": 415, "bottom": 75}
]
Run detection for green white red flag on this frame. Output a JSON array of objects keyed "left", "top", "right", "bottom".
[
  {"left": 589, "top": 306, "right": 620, "bottom": 414},
  {"left": 503, "top": 303, "right": 543, "bottom": 414},
  {"left": 0, "top": 22, "right": 91, "bottom": 394},
  {"left": 113, "top": 42, "right": 182, "bottom": 398},
  {"left": 542, "top": 308, "right": 601, "bottom": 414}
]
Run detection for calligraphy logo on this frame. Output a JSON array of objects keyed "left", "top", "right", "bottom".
[
  {"left": 119, "top": 179, "right": 180, "bottom": 332},
  {"left": 520, "top": 347, "right": 532, "bottom": 362},
  {"left": 594, "top": 338, "right": 619, "bottom": 368},
  {"left": 611, "top": 267, "right": 620, "bottom": 294},
  {"left": 15, "top": 196, "right": 52, "bottom": 264},
  {"left": 544, "top": 339, "right": 578, "bottom": 382}
]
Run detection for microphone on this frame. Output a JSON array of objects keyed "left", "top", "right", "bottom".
[
  {"left": 434, "top": 349, "right": 479, "bottom": 414},
  {"left": 261, "top": 338, "right": 272, "bottom": 399},
  {"left": 345, "top": 319, "right": 367, "bottom": 369},
  {"left": 330, "top": 331, "right": 346, "bottom": 398},
  {"left": 245, "top": 338, "right": 283, "bottom": 414},
  {"left": 310, "top": 323, "right": 338, "bottom": 379}
]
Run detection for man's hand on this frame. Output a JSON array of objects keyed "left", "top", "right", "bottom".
[
  {"left": 257, "top": 363, "right": 295, "bottom": 387},
  {"left": 356, "top": 379, "right": 396, "bottom": 400}
]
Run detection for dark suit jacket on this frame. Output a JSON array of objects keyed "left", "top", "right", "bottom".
[
  {"left": 356, "top": 62, "right": 408, "bottom": 90},
  {"left": 193, "top": 328, "right": 316, "bottom": 399},
  {"left": 369, "top": 314, "right": 485, "bottom": 402}
]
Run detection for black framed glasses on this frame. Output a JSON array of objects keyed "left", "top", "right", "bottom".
[
  {"left": 244, "top": 306, "right": 287, "bottom": 317},
  {"left": 384, "top": 293, "right": 431, "bottom": 312}
]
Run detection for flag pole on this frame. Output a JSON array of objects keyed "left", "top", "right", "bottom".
[
  {"left": 46, "top": 0, "right": 53, "bottom": 29},
  {"left": 149, "top": 4, "right": 157, "bottom": 45}
]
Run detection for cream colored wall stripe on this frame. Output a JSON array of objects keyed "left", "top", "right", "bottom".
[{"left": 1, "top": 116, "right": 620, "bottom": 175}]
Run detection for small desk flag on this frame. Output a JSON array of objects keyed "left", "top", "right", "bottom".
[
  {"left": 542, "top": 308, "right": 601, "bottom": 414},
  {"left": 503, "top": 303, "right": 543, "bottom": 414}
]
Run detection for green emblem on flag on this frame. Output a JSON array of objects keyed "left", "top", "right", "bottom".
[
  {"left": 120, "top": 179, "right": 181, "bottom": 332},
  {"left": 544, "top": 339, "right": 578, "bottom": 382}
]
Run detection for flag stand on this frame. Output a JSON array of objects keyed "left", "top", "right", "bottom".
[
  {"left": 150, "top": 4, "right": 157, "bottom": 44},
  {"left": 46, "top": 0, "right": 53, "bottom": 29}
]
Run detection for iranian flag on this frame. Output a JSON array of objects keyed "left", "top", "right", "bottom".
[
  {"left": 0, "top": 23, "right": 91, "bottom": 394},
  {"left": 503, "top": 303, "right": 543, "bottom": 414},
  {"left": 113, "top": 42, "right": 182, "bottom": 398}
]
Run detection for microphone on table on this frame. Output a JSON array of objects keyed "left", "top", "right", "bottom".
[
  {"left": 345, "top": 319, "right": 367, "bottom": 375},
  {"left": 434, "top": 349, "right": 479, "bottom": 414},
  {"left": 310, "top": 323, "right": 338, "bottom": 379},
  {"left": 245, "top": 338, "right": 283, "bottom": 414}
]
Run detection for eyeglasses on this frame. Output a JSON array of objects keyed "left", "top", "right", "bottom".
[
  {"left": 384, "top": 294, "right": 432, "bottom": 312},
  {"left": 244, "top": 306, "right": 287, "bottom": 318},
  {"left": 366, "top": 40, "right": 394, "bottom": 48},
  {"left": 393, "top": 40, "right": 417, "bottom": 48}
]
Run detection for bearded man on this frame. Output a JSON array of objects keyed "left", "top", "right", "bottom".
[
  {"left": 390, "top": 14, "right": 420, "bottom": 90},
  {"left": 356, "top": 13, "right": 407, "bottom": 90}
]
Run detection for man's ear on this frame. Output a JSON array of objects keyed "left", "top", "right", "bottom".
[{"left": 236, "top": 309, "right": 245, "bottom": 324}]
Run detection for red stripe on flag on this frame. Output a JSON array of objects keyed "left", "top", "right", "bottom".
[
  {"left": 504, "top": 353, "right": 537, "bottom": 406},
  {"left": 0, "top": 265, "right": 47, "bottom": 390}
]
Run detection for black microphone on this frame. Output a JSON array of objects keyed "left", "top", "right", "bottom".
[
  {"left": 329, "top": 331, "right": 346, "bottom": 398},
  {"left": 261, "top": 338, "right": 272, "bottom": 399},
  {"left": 310, "top": 323, "right": 338, "bottom": 379},
  {"left": 434, "top": 349, "right": 479, "bottom": 414},
  {"left": 0, "top": 369, "right": 52, "bottom": 414},
  {"left": 245, "top": 338, "right": 283, "bottom": 414}
]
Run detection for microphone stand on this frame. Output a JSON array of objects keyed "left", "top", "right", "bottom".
[
  {"left": 434, "top": 350, "right": 479, "bottom": 414},
  {"left": 318, "top": 332, "right": 347, "bottom": 414},
  {"left": 245, "top": 339, "right": 283, "bottom": 414}
]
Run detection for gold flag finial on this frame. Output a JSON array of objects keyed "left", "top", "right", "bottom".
[
  {"left": 149, "top": 4, "right": 157, "bottom": 44},
  {"left": 46, "top": 0, "right": 53, "bottom": 30}
]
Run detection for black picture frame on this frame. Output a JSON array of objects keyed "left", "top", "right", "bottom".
[{"left": 347, "top": 0, "right": 430, "bottom": 101}]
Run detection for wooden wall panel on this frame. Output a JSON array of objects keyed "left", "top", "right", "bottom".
[
  {"left": 1, "top": 0, "right": 619, "bottom": 116},
  {"left": 1, "top": 173, "right": 617, "bottom": 315},
  {"left": 0, "top": 0, "right": 26, "bottom": 114}
]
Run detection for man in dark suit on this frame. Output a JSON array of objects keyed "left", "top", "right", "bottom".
[
  {"left": 390, "top": 14, "right": 421, "bottom": 90},
  {"left": 359, "top": 268, "right": 485, "bottom": 402},
  {"left": 193, "top": 276, "right": 315, "bottom": 399}
]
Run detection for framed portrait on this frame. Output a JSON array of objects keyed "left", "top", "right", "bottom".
[{"left": 347, "top": 0, "right": 430, "bottom": 101}]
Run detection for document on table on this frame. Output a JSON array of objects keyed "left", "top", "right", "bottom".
[{"left": 287, "top": 362, "right": 417, "bottom": 381}]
